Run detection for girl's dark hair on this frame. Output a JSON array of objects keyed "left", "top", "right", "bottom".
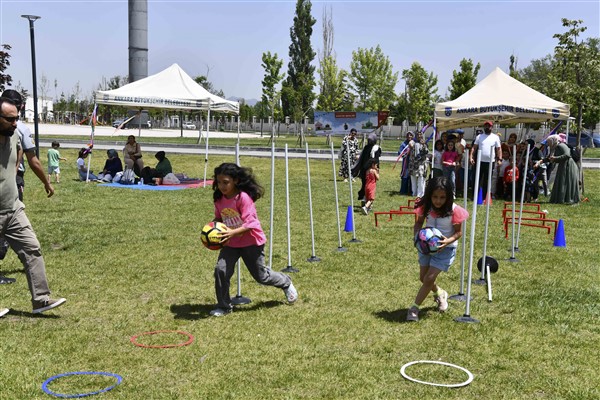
[
  {"left": 212, "top": 163, "right": 264, "bottom": 202},
  {"left": 444, "top": 140, "right": 456, "bottom": 151},
  {"left": 416, "top": 176, "right": 454, "bottom": 218},
  {"left": 434, "top": 139, "right": 443, "bottom": 149},
  {"left": 51, "top": 141, "right": 60, "bottom": 148},
  {"left": 78, "top": 148, "right": 87, "bottom": 158}
]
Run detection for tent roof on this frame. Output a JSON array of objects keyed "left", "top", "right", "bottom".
[
  {"left": 435, "top": 67, "right": 569, "bottom": 129},
  {"left": 94, "top": 63, "right": 239, "bottom": 113}
]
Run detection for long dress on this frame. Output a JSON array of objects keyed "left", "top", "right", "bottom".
[
  {"left": 549, "top": 143, "right": 580, "bottom": 204},
  {"left": 339, "top": 135, "right": 358, "bottom": 179}
]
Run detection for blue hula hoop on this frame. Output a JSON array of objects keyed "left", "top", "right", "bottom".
[{"left": 42, "top": 371, "right": 123, "bottom": 398}]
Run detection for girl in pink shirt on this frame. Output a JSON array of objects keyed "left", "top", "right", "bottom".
[
  {"left": 406, "top": 176, "right": 469, "bottom": 322},
  {"left": 442, "top": 140, "right": 459, "bottom": 193},
  {"left": 209, "top": 163, "right": 297, "bottom": 317}
]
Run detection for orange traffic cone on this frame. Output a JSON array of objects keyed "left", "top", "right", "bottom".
[{"left": 483, "top": 192, "right": 492, "bottom": 205}]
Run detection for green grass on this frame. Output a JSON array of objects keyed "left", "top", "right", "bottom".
[{"left": 0, "top": 149, "right": 598, "bottom": 399}]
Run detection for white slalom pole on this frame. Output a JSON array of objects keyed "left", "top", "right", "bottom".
[
  {"left": 330, "top": 141, "right": 347, "bottom": 252},
  {"left": 268, "top": 141, "right": 275, "bottom": 269},
  {"left": 509, "top": 144, "right": 519, "bottom": 261},
  {"left": 346, "top": 141, "right": 361, "bottom": 243},
  {"left": 455, "top": 149, "right": 481, "bottom": 324},
  {"left": 477, "top": 145, "right": 495, "bottom": 283},
  {"left": 231, "top": 142, "right": 251, "bottom": 305},
  {"left": 281, "top": 144, "right": 298, "bottom": 273},
  {"left": 515, "top": 143, "right": 530, "bottom": 251},
  {"left": 305, "top": 142, "right": 320, "bottom": 262},
  {"left": 202, "top": 103, "right": 211, "bottom": 187},
  {"left": 450, "top": 149, "right": 469, "bottom": 302}
]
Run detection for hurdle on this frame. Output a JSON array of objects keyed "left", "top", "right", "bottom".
[
  {"left": 374, "top": 199, "right": 417, "bottom": 227},
  {"left": 503, "top": 216, "right": 559, "bottom": 239}
]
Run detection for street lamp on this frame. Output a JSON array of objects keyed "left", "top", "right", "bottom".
[{"left": 21, "top": 14, "right": 41, "bottom": 157}]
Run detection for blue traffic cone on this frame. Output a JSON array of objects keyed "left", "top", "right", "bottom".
[
  {"left": 344, "top": 205, "right": 354, "bottom": 232},
  {"left": 553, "top": 219, "right": 566, "bottom": 247},
  {"left": 477, "top": 187, "right": 484, "bottom": 205}
]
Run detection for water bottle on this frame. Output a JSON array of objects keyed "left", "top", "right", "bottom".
[{"left": 139, "top": 178, "right": 144, "bottom": 185}]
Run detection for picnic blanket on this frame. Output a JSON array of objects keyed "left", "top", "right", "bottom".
[{"left": 99, "top": 179, "right": 213, "bottom": 191}]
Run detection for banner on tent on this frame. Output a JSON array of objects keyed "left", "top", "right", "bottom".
[{"left": 314, "top": 111, "right": 389, "bottom": 136}]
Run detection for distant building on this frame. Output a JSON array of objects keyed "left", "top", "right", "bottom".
[{"left": 24, "top": 97, "right": 54, "bottom": 123}]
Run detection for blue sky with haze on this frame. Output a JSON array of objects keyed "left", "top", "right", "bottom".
[{"left": 1, "top": 0, "right": 598, "bottom": 103}]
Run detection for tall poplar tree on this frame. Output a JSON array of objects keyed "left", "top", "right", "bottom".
[
  {"left": 281, "top": 0, "right": 316, "bottom": 122},
  {"left": 447, "top": 58, "right": 480, "bottom": 100}
]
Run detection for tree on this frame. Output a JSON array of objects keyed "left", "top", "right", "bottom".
[
  {"left": 281, "top": 0, "right": 317, "bottom": 121},
  {"left": 0, "top": 44, "right": 12, "bottom": 91},
  {"left": 401, "top": 62, "right": 438, "bottom": 125},
  {"left": 316, "top": 7, "right": 351, "bottom": 111},
  {"left": 194, "top": 75, "right": 225, "bottom": 97},
  {"left": 447, "top": 58, "right": 480, "bottom": 100},
  {"left": 348, "top": 45, "right": 398, "bottom": 111},
  {"left": 261, "top": 51, "right": 285, "bottom": 126},
  {"left": 552, "top": 19, "right": 600, "bottom": 138}
]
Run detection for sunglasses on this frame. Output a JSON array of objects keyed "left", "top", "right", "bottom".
[{"left": 0, "top": 115, "right": 19, "bottom": 123}]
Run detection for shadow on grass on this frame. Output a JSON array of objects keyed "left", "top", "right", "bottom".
[
  {"left": 4, "top": 309, "right": 60, "bottom": 319},
  {"left": 170, "top": 300, "right": 282, "bottom": 320},
  {"left": 374, "top": 306, "right": 437, "bottom": 323}
]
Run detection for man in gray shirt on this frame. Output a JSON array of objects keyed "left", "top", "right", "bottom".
[{"left": 0, "top": 98, "right": 65, "bottom": 317}]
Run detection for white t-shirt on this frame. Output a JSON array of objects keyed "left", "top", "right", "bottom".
[{"left": 474, "top": 133, "right": 501, "bottom": 162}]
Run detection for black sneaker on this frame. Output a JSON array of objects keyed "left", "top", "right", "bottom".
[
  {"left": 0, "top": 276, "right": 16, "bottom": 284},
  {"left": 0, "top": 238, "right": 9, "bottom": 260},
  {"left": 32, "top": 298, "right": 67, "bottom": 314}
]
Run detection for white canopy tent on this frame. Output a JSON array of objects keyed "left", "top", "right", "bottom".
[
  {"left": 435, "top": 67, "right": 569, "bottom": 130},
  {"left": 94, "top": 63, "right": 240, "bottom": 185}
]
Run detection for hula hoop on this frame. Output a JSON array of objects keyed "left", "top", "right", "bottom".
[
  {"left": 400, "top": 360, "right": 474, "bottom": 388},
  {"left": 130, "top": 330, "right": 194, "bottom": 349},
  {"left": 41, "top": 371, "right": 122, "bottom": 398}
]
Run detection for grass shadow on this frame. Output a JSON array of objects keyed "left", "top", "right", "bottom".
[
  {"left": 170, "top": 300, "right": 282, "bottom": 320},
  {"left": 374, "top": 306, "right": 437, "bottom": 323},
  {"left": 4, "top": 309, "right": 61, "bottom": 319}
]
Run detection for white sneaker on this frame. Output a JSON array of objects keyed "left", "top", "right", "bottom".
[
  {"left": 0, "top": 308, "right": 9, "bottom": 318},
  {"left": 209, "top": 308, "right": 232, "bottom": 317},
  {"left": 434, "top": 289, "right": 448, "bottom": 312},
  {"left": 283, "top": 282, "right": 298, "bottom": 303}
]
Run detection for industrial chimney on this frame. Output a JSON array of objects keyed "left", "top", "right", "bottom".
[{"left": 128, "top": 0, "right": 148, "bottom": 82}]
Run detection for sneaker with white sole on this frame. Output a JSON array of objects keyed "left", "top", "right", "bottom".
[
  {"left": 361, "top": 206, "right": 369, "bottom": 215},
  {"left": 406, "top": 306, "right": 419, "bottom": 322},
  {"left": 209, "top": 307, "right": 232, "bottom": 317},
  {"left": 283, "top": 283, "right": 298, "bottom": 303},
  {"left": 434, "top": 289, "right": 448, "bottom": 312},
  {"left": 0, "top": 308, "right": 9, "bottom": 318},
  {"left": 32, "top": 298, "right": 67, "bottom": 314}
]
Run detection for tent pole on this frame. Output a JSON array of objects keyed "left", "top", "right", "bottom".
[{"left": 203, "top": 101, "right": 211, "bottom": 187}]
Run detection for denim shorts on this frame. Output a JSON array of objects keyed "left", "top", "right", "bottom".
[{"left": 418, "top": 245, "right": 457, "bottom": 272}]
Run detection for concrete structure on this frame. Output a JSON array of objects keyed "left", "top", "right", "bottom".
[{"left": 128, "top": 0, "right": 148, "bottom": 83}]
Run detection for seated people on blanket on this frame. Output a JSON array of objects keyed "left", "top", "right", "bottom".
[
  {"left": 77, "top": 148, "right": 99, "bottom": 181},
  {"left": 98, "top": 149, "right": 123, "bottom": 182},
  {"left": 140, "top": 151, "right": 173, "bottom": 184},
  {"left": 123, "top": 135, "right": 144, "bottom": 175}
]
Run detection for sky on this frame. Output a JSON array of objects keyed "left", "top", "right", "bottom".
[{"left": 1, "top": 0, "right": 598, "bottom": 104}]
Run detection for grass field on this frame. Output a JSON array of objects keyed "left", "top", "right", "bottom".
[{"left": 0, "top": 148, "right": 598, "bottom": 399}]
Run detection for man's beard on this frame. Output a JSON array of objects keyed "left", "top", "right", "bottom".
[{"left": 0, "top": 128, "right": 15, "bottom": 137}]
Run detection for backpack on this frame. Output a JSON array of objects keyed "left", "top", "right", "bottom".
[
  {"left": 568, "top": 145, "right": 581, "bottom": 163},
  {"left": 120, "top": 169, "right": 136, "bottom": 185}
]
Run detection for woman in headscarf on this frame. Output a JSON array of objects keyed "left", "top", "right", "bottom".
[
  {"left": 408, "top": 131, "right": 429, "bottom": 198},
  {"left": 339, "top": 128, "right": 359, "bottom": 182},
  {"left": 352, "top": 132, "right": 381, "bottom": 205},
  {"left": 537, "top": 134, "right": 579, "bottom": 204},
  {"left": 98, "top": 149, "right": 123, "bottom": 182}
]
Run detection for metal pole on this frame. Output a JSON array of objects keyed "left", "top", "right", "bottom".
[
  {"left": 476, "top": 145, "right": 495, "bottom": 284},
  {"left": 281, "top": 144, "right": 298, "bottom": 273},
  {"left": 450, "top": 149, "right": 469, "bottom": 302},
  {"left": 330, "top": 141, "right": 347, "bottom": 252},
  {"left": 268, "top": 141, "right": 275, "bottom": 269},
  {"left": 508, "top": 144, "right": 519, "bottom": 262},
  {"left": 202, "top": 102, "right": 211, "bottom": 187},
  {"left": 455, "top": 149, "right": 481, "bottom": 324},
  {"left": 305, "top": 142, "right": 320, "bottom": 262},
  {"left": 22, "top": 15, "right": 41, "bottom": 157},
  {"left": 515, "top": 143, "right": 531, "bottom": 250}
]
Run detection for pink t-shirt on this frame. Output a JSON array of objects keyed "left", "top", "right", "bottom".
[
  {"left": 214, "top": 191, "right": 266, "bottom": 247},
  {"left": 442, "top": 150, "right": 459, "bottom": 167},
  {"left": 415, "top": 203, "right": 469, "bottom": 248}
]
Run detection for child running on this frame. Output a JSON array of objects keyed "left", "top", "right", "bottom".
[
  {"left": 361, "top": 158, "right": 379, "bottom": 215},
  {"left": 209, "top": 163, "right": 298, "bottom": 317},
  {"left": 406, "top": 176, "right": 469, "bottom": 322},
  {"left": 47, "top": 141, "right": 67, "bottom": 183}
]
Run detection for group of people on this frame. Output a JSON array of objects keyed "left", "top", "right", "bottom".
[{"left": 75, "top": 134, "right": 173, "bottom": 185}]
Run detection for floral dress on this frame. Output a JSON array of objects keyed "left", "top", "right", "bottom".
[{"left": 339, "top": 135, "right": 359, "bottom": 179}]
